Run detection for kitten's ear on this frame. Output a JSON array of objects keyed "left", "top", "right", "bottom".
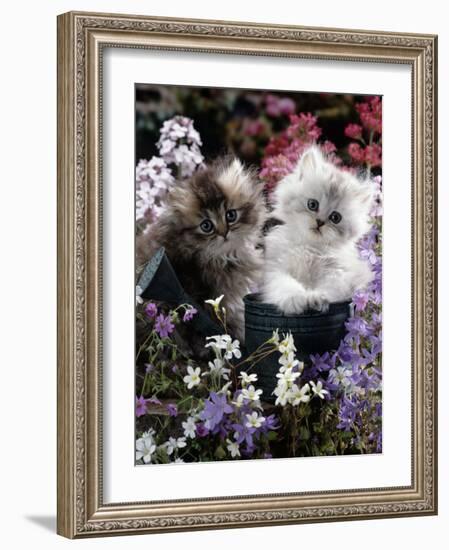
[
  {"left": 225, "top": 157, "right": 245, "bottom": 181},
  {"left": 296, "top": 145, "right": 325, "bottom": 178}
]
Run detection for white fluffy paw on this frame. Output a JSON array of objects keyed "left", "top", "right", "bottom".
[
  {"left": 277, "top": 294, "right": 308, "bottom": 315},
  {"left": 307, "top": 292, "right": 329, "bottom": 313}
]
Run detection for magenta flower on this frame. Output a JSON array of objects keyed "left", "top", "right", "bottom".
[
  {"left": 348, "top": 142, "right": 365, "bottom": 164},
  {"left": 145, "top": 302, "right": 158, "bottom": 319},
  {"left": 183, "top": 306, "right": 197, "bottom": 322},
  {"left": 135, "top": 396, "right": 148, "bottom": 417},
  {"left": 344, "top": 123, "right": 363, "bottom": 140},
  {"left": 154, "top": 313, "right": 175, "bottom": 338}
]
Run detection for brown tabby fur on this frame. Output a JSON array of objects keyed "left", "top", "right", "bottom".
[{"left": 137, "top": 157, "right": 266, "bottom": 341}]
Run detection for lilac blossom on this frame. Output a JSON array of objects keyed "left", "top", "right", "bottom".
[
  {"left": 135, "top": 396, "right": 148, "bottom": 417},
  {"left": 144, "top": 302, "right": 157, "bottom": 319},
  {"left": 154, "top": 313, "right": 175, "bottom": 339},
  {"left": 183, "top": 306, "right": 197, "bottom": 322},
  {"left": 199, "top": 392, "right": 233, "bottom": 431},
  {"left": 157, "top": 116, "right": 204, "bottom": 178}
]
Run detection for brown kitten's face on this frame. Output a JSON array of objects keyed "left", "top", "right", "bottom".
[{"left": 168, "top": 158, "right": 263, "bottom": 260}]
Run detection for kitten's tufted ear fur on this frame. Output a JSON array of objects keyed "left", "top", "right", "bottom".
[
  {"left": 273, "top": 145, "right": 325, "bottom": 211},
  {"left": 295, "top": 145, "right": 326, "bottom": 179}
]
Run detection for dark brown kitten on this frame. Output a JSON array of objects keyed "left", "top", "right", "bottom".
[{"left": 137, "top": 157, "right": 266, "bottom": 341}]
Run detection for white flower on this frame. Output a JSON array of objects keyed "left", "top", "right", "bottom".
[
  {"left": 136, "top": 433, "right": 157, "bottom": 464},
  {"left": 226, "top": 439, "right": 241, "bottom": 458},
  {"left": 204, "top": 295, "right": 224, "bottom": 312},
  {"left": 329, "top": 366, "right": 352, "bottom": 387},
  {"left": 269, "top": 329, "right": 280, "bottom": 345},
  {"left": 239, "top": 371, "right": 258, "bottom": 386},
  {"left": 205, "top": 334, "right": 241, "bottom": 360},
  {"left": 182, "top": 416, "right": 197, "bottom": 439},
  {"left": 276, "top": 368, "right": 300, "bottom": 387},
  {"left": 223, "top": 338, "right": 242, "bottom": 360},
  {"left": 183, "top": 366, "right": 201, "bottom": 389},
  {"left": 205, "top": 334, "right": 231, "bottom": 353},
  {"left": 164, "top": 436, "right": 187, "bottom": 456},
  {"left": 289, "top": 383, "right": 311, "bottom": 406},
  {"left": 136, "top": 285, "right": 143, "bottom": 306},
  {"left": 278, "top": 333, "right": 296, "bottom": 356},
  {"left": 310, "top": 380, "right": 329, "bottom": 399},
  {"left": 273, "top": 385, "right": 290, "bottom": 407},
  {"left": 241, "top": 384, "right": 263, "bottom": 402},
  {"left": 232, "top": 392, "right": 245, "bottom": 408},
  {"left": 278, "top": 352, "right": 300, "bottom": 372},
  {"left": 206, "top": 358, "right": 231, "bottom": 380},
  {"left": 245, "top": 412, "right": 266, "bottom": 429}
]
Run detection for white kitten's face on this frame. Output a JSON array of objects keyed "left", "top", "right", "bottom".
[{"left": 274, "top": 146, "right": 373, "bottom": 248}]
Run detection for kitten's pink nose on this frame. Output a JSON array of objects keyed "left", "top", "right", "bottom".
[{"left": 316, "top": 219, "right": 325, "bottom": 228}]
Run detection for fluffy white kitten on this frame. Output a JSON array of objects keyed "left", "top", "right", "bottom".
[{"left": 262, "top": 145, "right": 375, "bottom": 314}]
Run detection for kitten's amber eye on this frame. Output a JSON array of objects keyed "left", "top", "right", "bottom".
[
  {"left": 225, "top": 209, "right": 238, "bottom": 224},
  {"left": 329, "top": 211, "right": 342, "bottom": 224},
  {"left": 307, "top": 199, "right": 319, "bottom": 212},
  {"left": 199, "top": 219, "right": 214, "bottom": 234}
]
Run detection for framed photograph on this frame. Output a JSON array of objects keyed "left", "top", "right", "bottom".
[{"left": 57, "top": 11, "right": 438, "bottom": 538}]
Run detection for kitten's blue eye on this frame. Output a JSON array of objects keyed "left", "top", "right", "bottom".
[
  {"left": 199, "top": 219, "right": 214, "bottom": 234},
  {"left": 226, "top": 209, "right": 238, "bottom": 223},
  {"left": 307, "top": 199, "right": 319, "bottom": 212},
  {"left": 329, "top": 211, "right": 342, "bottom": 224}
]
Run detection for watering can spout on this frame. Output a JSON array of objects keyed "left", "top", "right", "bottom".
[{"left": 137, "top": 247, "right": 221, "bottom": 337}]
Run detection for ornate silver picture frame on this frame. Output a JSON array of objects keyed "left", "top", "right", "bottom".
[{"left": 57, "top": 11, "right": 437, "bottom": 538}]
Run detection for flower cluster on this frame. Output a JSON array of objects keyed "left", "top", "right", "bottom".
[
  {"left": 135, "top": 295, "right": 282, "bottom": 462},
  {"left": 157, "top": 115, "right": 204, "bottom": 178},
  {"left": 135, "top": 98, "right": 382, "bottom": 461},
  {"left": 135, "top": 116, "right": 204, "bottom": 225},
  {"left": 345, "top": 96, "right": 382, "bottom": 169},
  {"left": 260, "top": 112, "right": 339, "bottom": 193}
]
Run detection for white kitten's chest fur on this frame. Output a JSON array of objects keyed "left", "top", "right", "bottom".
[{"left": 263, "top": 223, "right": 373, "bottom": 314}]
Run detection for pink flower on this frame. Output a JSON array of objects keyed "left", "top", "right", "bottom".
[
  {"left": 154, "top": 314, "right": 175, "bottom": 338},
  {"left": 345, "top": 123, "right": 363, "bottom": 140},
  {"left": 278, "top": 97, "right": 296, "bottom": 115},
  {"left": 136, "top": 396, "right": 148, "bottom": 417},
  {"left": 286, "top": 113, "right": 322, "bottom": 142},
  {"left": 356, "top": 96, "right": 382, "bottom": 134},
  {"left": 243, "top": 119, "right": 266, "bottom": 137},
  {"left": 348, "top": 142, "right": 366, "bottom": 164},
  {"left": 265, "top": 94, "right": 296, "bottom": 117},
  {"left": 364, "top": 144, "right": 382, "bottom": 167}
]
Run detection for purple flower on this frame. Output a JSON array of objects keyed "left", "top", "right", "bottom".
[
  {"left": 135, "top": 396, "right": 147, "bottom": 417},
  {"left": 154, "top": 313, "right": 175, "bottom": 338},
  {"left": 259, "top": 414, "right": 280, "bottom": 433},
  {"left": 345, "top": 317, "right": 370, "bottom": 345},
  {"left": 232, "top": 421, "right": 256, "bottom": 448},
  {"left": 166, "top": 403, "right": 178, "bottom": 417},
  {"left": 309, "top": 352, "right": 335, "bottom": 373},
  {"left": 195, "top": 423, "right": 209, "bottom": 438},
  {"left": 337, "top": 397, "right": 358, "bottom": 431},
  {"left": 199, "top": 392, "right": 233, "bottom": 431},
  {"left": 145, "top": 302, "right": 158, "bottom": 319},
  {"left": 145, "top": 363, "right": 154, "bottom": 374},
  {"left": 352, "top": 290, "right": 369, "bottom": 311},
  {"left": 183, "top": 306, "right": 197, "bottom": 322}
]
